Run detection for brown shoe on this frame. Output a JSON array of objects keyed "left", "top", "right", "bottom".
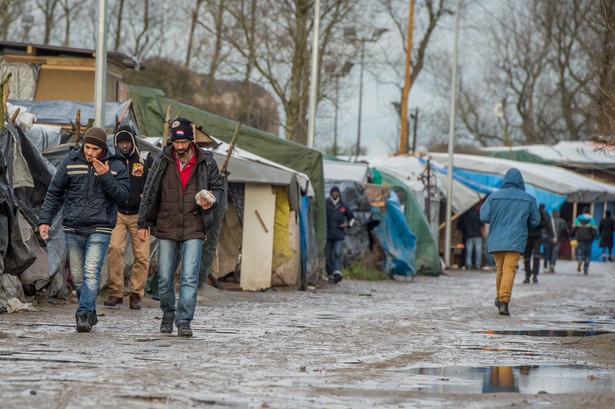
[
  {"left": 104, "top": 296, "right": 123, "bottom": 307},
  {"left": 129, "top": 294, "right": 142, "bottom": 310}
]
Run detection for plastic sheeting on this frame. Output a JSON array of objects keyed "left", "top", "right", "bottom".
[
  {"left": 377, "top": 171, "right": 441, "bottom": 276},
  {"left": 372, "top": 191, "right": 417, "bottom": 277}
]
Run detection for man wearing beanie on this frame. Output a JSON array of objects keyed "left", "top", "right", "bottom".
[
  {"left": 137, "top": 117, "right": 223, "bottom": 337},
  {"left": 105, "top": 125, "right": 154, "bottom": 310},
  {"left": 325, "top": 185, "right": 355, "bottom": 284},
  {"left": 39, "top": 126, "right": 129, "bottom": 332}
]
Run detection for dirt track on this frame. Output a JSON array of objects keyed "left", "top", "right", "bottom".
[{"left": 1, "top": 259, "right": 615, "bottom": 408}]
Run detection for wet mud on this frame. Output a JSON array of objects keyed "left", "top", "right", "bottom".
[{"left": 1, "top": 259, "right": 615, "bottom": 408}]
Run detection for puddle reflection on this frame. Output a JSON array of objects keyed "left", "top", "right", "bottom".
[
  {"left": 396, "top": 365, "right": 614, "bottom": 394},
  {"left": 484, "top": 329, "right": 612, "bottom": 337}
]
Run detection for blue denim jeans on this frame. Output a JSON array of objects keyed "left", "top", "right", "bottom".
[
  {"left": 325, "top": 239, "right": 344, "bottom": 276},
  {"left": 158, "top": 238, "right": 203, "bottom": 324},
  {"left": 65, "top": 232, "right": 111, "bottom": 315},
  {"left": 465, "top": 237, "right": 482, "bottom": 268}
]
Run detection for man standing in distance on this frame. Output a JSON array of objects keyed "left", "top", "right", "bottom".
[
  {"left": 480, "top": 168, "right": 540, "bottom": 316},
  {"left": 105, "top": 125, "right": 154, "bottom": 310},
  {"left": 325, "top": 185, "right": 355, "bottom": 284},
  {"left": 137, "top": 118, "right": 223, "bottom": 337},
  {"left": 39, "top": 127, "right": 129, "bottom": 332}
]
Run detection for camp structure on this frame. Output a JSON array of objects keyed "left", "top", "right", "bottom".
[
  {"left": 0, "top": 40, "right": 139, "bottom": 102},
  {"left": 128, "top": 85, "right": 326, "bottom": 282}
]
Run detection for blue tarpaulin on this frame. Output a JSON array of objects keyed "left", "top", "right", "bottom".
[{"left": 373, "top": 191, "right": 417, "bottom": 277}]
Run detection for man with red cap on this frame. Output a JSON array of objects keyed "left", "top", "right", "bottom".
[
  {"left": 39, "top": 127, "right": 129, "bottom": 332},
  {"left": 137, "top": 118, "right": 223, "bottom": 337}
]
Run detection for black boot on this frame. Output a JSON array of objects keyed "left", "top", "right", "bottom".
[{"left": 498, "top": 302, "right": 510, "bottom": 316}]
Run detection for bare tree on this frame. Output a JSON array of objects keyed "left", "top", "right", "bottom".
[
  {"left": 185, "top": 0, "right": 204, "bottom": 67},
  {"left": 0, "top": 0, "right": 26, "bottom": 41},
  {"left": 112, "top": 0, "right": 127, "bottom": 51},
  {"left": 225, "top": 0, "right": 356, "bottom": 145},
  {"left": 35, "top": 0, "right": 61, "bottom": 44},
  {"left": 59, "top": 0, "right": 88, "bottom": 46}
]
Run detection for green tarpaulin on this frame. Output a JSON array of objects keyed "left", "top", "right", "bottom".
[{"left": 128, "top": 85, "right": 327, "bottom": 256}]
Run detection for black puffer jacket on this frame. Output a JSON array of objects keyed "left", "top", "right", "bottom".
[
  {"left": 39, "top": 147, "right": 129, "bottom": 235},
  {"left": 137, "top": 145, "right": 223, "bottom": 238},
  {"left": 114, "top": 131, "right": 153, "bottom": 215}
]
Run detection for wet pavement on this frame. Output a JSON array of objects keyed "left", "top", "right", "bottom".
[{"left": 1, "top": 259, "right": 615, "bottom": 408}]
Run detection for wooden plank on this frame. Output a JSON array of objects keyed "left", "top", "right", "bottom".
[{"left": 240, "top": 183, "right": 275, "bottom": 291}]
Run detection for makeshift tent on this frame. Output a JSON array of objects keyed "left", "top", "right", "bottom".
[
  {"left": 481, "top": 141, "right": 615, "bottom": 169},
  {"left": 428, "top": 153, "right": 615, "bottom": 209},
  {"left": 128, "top": 85, "right": 327, "bottom": 264},
  {"left": 0, "top": 124, "right": 65, "bottom": 313}
]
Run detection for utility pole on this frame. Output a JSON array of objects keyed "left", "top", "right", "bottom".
[
  {"left": 94, "top": 0, "right": 108, "bottom": 128},
  {"left": 399, "top": 0, "right": 415, "bottom": 154}
]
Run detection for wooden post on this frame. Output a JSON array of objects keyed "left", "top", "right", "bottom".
[
  {"left": 74, "top": 110, "right": 82, "bottom": 145},
  {"left": 221, "top": 122, "right": 241, "bottom": 173},
  {"left": 162, "top": 105, "right": 173, "bottom": 146},
  {"left": 399, "top": 0, "right": 415, "bottom": 154}
]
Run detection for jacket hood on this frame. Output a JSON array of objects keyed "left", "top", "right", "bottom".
[
  {"left": 114, "top": 125, "right": 139, "bottom": 157},
  {"left": 501, "top": 168, "right": 525, "bottom": 191},
  {"left": 577, "top": 213, "right": 593, "bottom": 225}
]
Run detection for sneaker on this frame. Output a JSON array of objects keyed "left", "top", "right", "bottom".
[
  {"left": 104, "top": 296, "right": 123, "bottom": 307},
  {"left": 129, "top": 294, "right": 142, "bottom": 310},
  {"left": 160, "top": 315, "right": 174, "bottom": 334},
  {"left": 549, "top": 266, "right": 555, "bottom": 273},
  {"left": 498, "top": 302, "right": 510, "bottom": 316},
  {"left": 583, "top": 269, "right": 588, "bottom": 275},
  {"left": 332, "top": 271, "right": 343, "bottom": 284},
  {"left": 75, "top": 312, "right": 92, "bottom": 333},
  {"left": 532, "top": 276, "right": 538, "bottom": 283},
  {"left": 494, "top": 296, "right": 500, "bottom": 308},
  {"left": 177, "top": 322, "right": 193, "bottom": 337},
  {"left": 577, "top": 261, "right": 582, "bottom": 272},
  {"left": 522, "top": 277, "right": 530, "bottom": 284}
]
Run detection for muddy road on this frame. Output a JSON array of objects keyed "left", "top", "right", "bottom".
[{"left": 1, "top": 259, "right": 615, "bottom": 408}]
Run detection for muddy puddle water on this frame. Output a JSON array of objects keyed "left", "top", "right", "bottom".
[{"left": 395, "top": 365, "right": 615, "bottom": 394}]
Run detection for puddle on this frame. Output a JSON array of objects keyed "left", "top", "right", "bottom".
[
  {"left": 396, "top": 365, "right": 615, "bottom": 394},
  {"left": 483, "top": 330, "right": 612, "bottom": 337}
]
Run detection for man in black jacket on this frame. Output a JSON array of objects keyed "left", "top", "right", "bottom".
[
  {"left": 39, "top": 127, "right": 129, "bottom": 332},
  {"left": 325, "top": 186, "right": 355, "bottom": 284},
  {"left": 137, "top": 118, "right": 223, "bottom": 337},
  {"left": 105, "top": 125, "right": 154, "bottom": 310}
]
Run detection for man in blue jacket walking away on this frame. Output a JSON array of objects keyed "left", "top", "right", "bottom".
[
  {"left": 325, "top": 186, "right": 355, "bottom": 284},
  {"left": 480, "top": 168, "right": 540, "bottom": 316},
  {"left": 39, "top": 127, "right": 129, "bottom": 332}
]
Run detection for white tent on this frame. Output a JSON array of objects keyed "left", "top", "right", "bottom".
[{"left": 429, "top": 153, "right": 615, "bottom": 203}]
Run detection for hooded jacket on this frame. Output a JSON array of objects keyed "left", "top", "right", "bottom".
[
  {"left": 326, "top": 195, "right": 355, "bottom": 241},
  {"left": 572, "top": 213, "right": 598, "bottom": 243},
  {"left": 480, "top": 168, "right": 540, "bottom": 253},
  {"left": 114, "top": 127, "right": 153, "bottom": 214},
  {"left": 39, "top": 146, "right": 129, "bottom": 235}
]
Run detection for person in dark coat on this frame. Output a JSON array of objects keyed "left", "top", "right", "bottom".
[
  {"left": 457, "top": 204, "right": 484, "bottom": 269},
  {"left": 598, "top": 210, "right": 614, "bottom": 261},
  {"left": 523, "top": 203, "right": 549, "bottom": 284},
  {"left": 325, "top": 186, "right": 355, "bottom": 284},
  {"left": 480, "top": 168, "right": 540, "bottom": 316},
  {"left": 137, "top": 118, "right": 223, "bottom": 337},
  {"left": 572, "top": 206, "right": 598, "bottom": 275},
  {"left": 38, "top": 127, "right": 129, "bottom": 333}
]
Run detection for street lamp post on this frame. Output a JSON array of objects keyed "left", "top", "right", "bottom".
[{"left": 346, "top": 27, "right": 388, "bottom": 160}]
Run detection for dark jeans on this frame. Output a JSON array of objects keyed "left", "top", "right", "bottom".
[
  {"left": 524, "top": 236, "right": 541, "bottom": 277},
  {"left": 325, "top": 239, "right": 344, "bottom": 276},
  {"left": 542, "top": 236, "right": 553, "bottom": 268},
  {"left": 577, "top": 241, "right": 593, "bottom": 272}
]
